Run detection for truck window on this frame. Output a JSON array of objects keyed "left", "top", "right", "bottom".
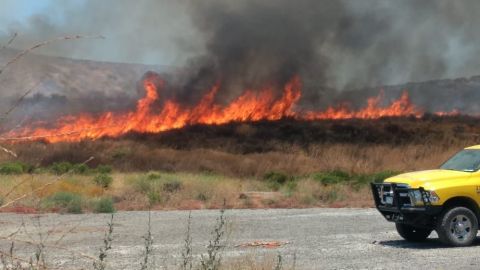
[{"left": 440, "top": 149, "right": 480, "bottom": 172}]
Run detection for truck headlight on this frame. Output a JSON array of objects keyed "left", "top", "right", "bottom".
[
  {"left": 409, "top": 190, "right": 422, "bottom": 205},
  {"left": 408, "top": 190, "right": 440, "bottom": 205},
  {"left": 428, "top": 191, "right": 440, "bottom": 203}
]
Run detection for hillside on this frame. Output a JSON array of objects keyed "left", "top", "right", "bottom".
[
  {"left": 0, "top": 48, "right": 170, "bottom": 123},
  {"left": 338, "top": 76, "right": 480, "bottom": 113},
  {"left": 1, "top": 50, "right": 480, "bottom": 127}
]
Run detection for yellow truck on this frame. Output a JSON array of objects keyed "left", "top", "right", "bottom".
[{"left": 371, "top": 145, "right": 480, "bottom": 246}]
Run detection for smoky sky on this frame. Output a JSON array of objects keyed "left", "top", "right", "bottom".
[{"left": 1, "top": 0, "right": 480, "bottom": 94}]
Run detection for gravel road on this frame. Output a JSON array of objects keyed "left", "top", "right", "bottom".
[{"left": 1, "top": 208, "right": 480, "bottom": 269}]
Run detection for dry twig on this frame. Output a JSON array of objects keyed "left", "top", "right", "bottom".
[
  {"left": 0, "top": 246, "right": 30, "bottom": 266},
  {"left": 0, "top": 35, "right": 103, "bottom": 155},
  {"left": 0, "top": 79, "right": 47, "bottom": 158},
  {"left": 0, "top": 145, "right": 16, "bottom": 158},
  {"left": 0, "top": 34, "right": 104, "bottom": 76},
  {"left": 2, "top": 176, "right": 33, "bottom": 199},
  {"left": 93, "top": 214, "right": 114, "bottom": 270},
  {"left": 0, "top": 79, "right": 44, "bottom": 124},
  {"left": 0, "top": 32, "right": 17, "bottom": 51},
  {"left": 0, "top": 235, "right": 98, "bottom": 262},
  {"left": 0, "top": 124, "right": 118, "bottom": 142},
  {"left": 140, "top": 210, "right": 154, "bottom": 270},
  {"left": 181, "top": 211, "right": 193, "bottom": 270}
]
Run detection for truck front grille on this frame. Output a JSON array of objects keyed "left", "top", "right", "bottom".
[{"left": 375, "top": 183, "right": 412, "bottom": 207}]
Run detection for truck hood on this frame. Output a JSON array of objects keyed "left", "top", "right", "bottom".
[{"left": 385, "top": 169, "right": 471, "bottom": 189}]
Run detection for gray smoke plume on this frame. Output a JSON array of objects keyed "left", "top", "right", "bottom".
[
  {"left": 2, "top": 0, "right": 480, "bottom": 119},
  {"left": 163, "top": 0, "right": 480, "bottom": 108},
  {"left": 180, "top": 0, "right": 480, "bottom": 97},
  {"left": 173, "top": 1, "right": 342, "bottom": 104}
]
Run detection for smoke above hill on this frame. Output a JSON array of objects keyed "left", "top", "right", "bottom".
[{"left": 1, "top": 0, "right": 480, "bottom": 91}]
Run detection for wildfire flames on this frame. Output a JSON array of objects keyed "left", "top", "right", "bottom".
[{"left": 1, "top": 74, "right": 454, "bottom": 143}]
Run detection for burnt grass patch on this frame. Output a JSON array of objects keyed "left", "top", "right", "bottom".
[
  {"left": 3, "top": 116, "right": 480, "bottom": 177},
  {"left": 120, "top": 116, "right": 479, "bottom": 152}
]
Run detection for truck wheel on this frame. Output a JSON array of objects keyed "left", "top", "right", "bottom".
[
  {"left": 395, "top": 223, "right": 432, "bottom": 242},
  {"left": 436, "top": 207, "right": 478, "bottom": 247}
]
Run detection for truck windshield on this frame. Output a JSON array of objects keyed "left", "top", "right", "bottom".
[{"left": 441, "top": 149, "right": 480, "bottom": 172}]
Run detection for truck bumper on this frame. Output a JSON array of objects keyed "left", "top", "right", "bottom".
[{"left": 371, "top": 183, "right": 442, "bottom": 227}]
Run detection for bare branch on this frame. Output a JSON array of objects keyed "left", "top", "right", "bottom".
[
  {"left": 0, "top": 79, "right": 46, "bottom": 158},
  {"left": 0, "top": 78, "right": 45, "bottom": 125},
  {"left": 0, "top": 236, "right": 98, "bottom": 262},
  {"left": 0, "top": 32, "right": 17, "bottom": 51},
  {"left": 0, "top": 156, "right": 94, "bottom": 209},
  {"left": 0, "top": 35, "right": 103, "bottom": 150},
  {"left": 0, "top": 124, "right": 117, "bottom": 142},
  {"left": 6, "top": 220, "right": 25, "bottom": 239},
  {"left": 0, "top": 249, "right": 30, "bottom": 265},
  {"left": 0, "top": 145, "right": 17, "bottom": 158},
  {"left": 0, "top": 34, "right": 105, "bottom": 76},
  {"left": 53, "top": 219, "right": 85, "bottom": 246},
  {"left": 2, "top": 176, "right": 32, "bottom": 200}
]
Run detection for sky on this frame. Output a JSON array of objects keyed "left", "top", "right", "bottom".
[
  {"left": 1, "top": 0, "right": 480, "bottom": 90},
  {"left": 0, "top": 0, "right": 55, "bottom": 23},
  {"left": 0, "top": 0, "right": 200, "bottom": 66}
]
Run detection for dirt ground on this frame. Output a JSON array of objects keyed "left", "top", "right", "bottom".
[{"left": 2, "top": 208, "right": 480, "bottom": 269}]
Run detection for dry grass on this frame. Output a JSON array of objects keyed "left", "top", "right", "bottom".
[
  {"left": 1, "top": 141, "right": 463, "bottom": 177},
  {"left": 2, "top": 117, "right": 476, "bottom": 178},
  {"left": 0, "top": 171, "right": 373, "bottom": 212},
  {"left": 113, "top": 171, "right": 373, "bottom": 209},
  {"left": 305, "top": 143, "right": 459, "bottom": 174},
  {"left": 0, "top": 117, "right": 476, "bottom": 212}
]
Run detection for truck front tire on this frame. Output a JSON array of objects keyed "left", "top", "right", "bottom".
[
  {"left": 395, "top": 223, "right": 432, "bottom": 242},
  {"left": 436, "top": 206, "right": 478, "bottom": 247}
]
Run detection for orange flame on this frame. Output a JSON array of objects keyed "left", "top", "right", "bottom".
[
  {"left": 2, "top": 75, "right": 431, "bottom": 143},
  {"left": 434, "top": 109, "right": 461, "bottom": 117},
  {"left": 304, "top": 90, "right": 422, "bottom": 120}
]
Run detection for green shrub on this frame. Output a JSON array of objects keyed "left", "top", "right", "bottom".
[
  {"left": 50, "top": 162, "right": 74, "bottom": 175},
  {"left": 263, "top": 171, "right": 294, "bottom": 191},
  {"left": 369, "top": 171, "right": 399, "bottom": 183},
  {"left": 135, "top": 178, "right": 152, "bottom": 193},
  {"left": 133, "top": 174, "right": 161, "bottom": 193},
  {"left": 33, "top": 167, "right": 49, "bottom": 174},
  {"left": 196, "top": 192, "right": 209, "bottom": 202},
  {"left": 93, "top": 174, "right": 114, "bottom": 189},
  {"left": 72, "top": 164, "right": 90, "bottom": 174},
  {"left": 111, "top": 148, "right": 130, "bottom": 160},
  {"left": 263, "top": 171, "right": 289, "bottom": 185},
  {"left": 0, "top": 162, "right": 26, "bottom": 175},
  {"left": 49, "top": 163, "right": 112, "bottom": 175},
  {"left": 162, "top": 179, "right": 182, "bottom": 193},
  {"left": 147, "top": 190, "right": 162, "bottom": 205},
  {"left": 351, "top": 171, "right": 399, "bottom": 188},
  {"left": 284, "top": 181, "right": 298, "bottom": 196},
  {"left": 313, "top": 170, "right": 400, "bottom": 188},
  {"left": 93, "top": 197, "right": 115, "bottom": 213},
  {"left": 43, "top": 192, "right": 83, "bottom": 214},
  {"left": 95, "top": 165, "right": 113, "bottom": 174},
  {"left": 147, "top": 171, "right": 161, "bottom": 180},
  {"left": 313, "top": 170, "right": 351, "bottom": 185},
  {"left": 325, "top": 188, "right": 340, "bottom": 202},
  {"left": 20, "top": 162, "right": 35, "bottom": 173}
]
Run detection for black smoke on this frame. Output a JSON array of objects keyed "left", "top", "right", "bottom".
[
  {"left": 2, "top": 0, "right": 480, "bottom": 118},
  {"left": 171, "top": 0, "right": 480, "bottom": 106}
]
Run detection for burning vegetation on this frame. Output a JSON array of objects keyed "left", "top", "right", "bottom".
[
  {"left": 0, "top": 1, "right": 476, "bottom": 144},
  {"left": 1, "top": 71, "right": 455, "bottom": 143}
]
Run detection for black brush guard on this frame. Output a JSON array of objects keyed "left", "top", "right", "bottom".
[{"left": 371, "top": 183, "right": 442, "bottom": 226}]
